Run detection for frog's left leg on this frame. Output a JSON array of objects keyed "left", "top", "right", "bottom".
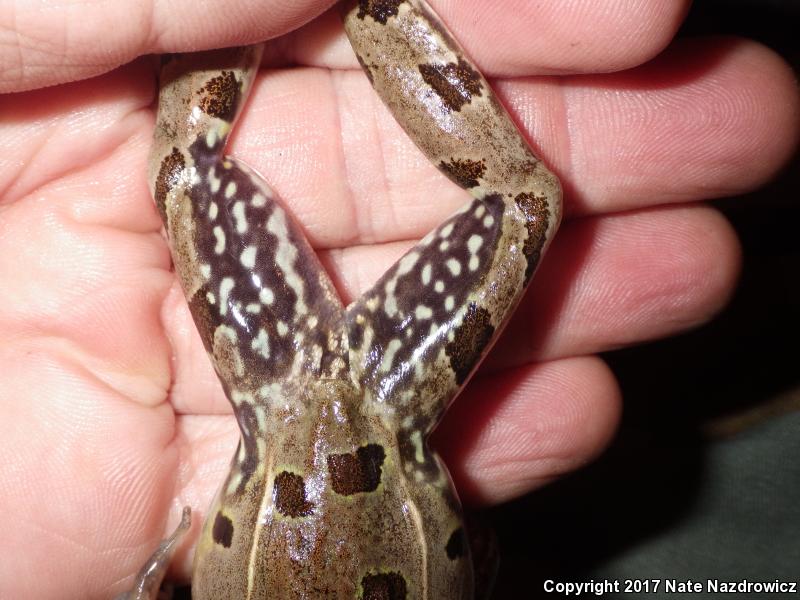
[
  {"left": 342, "top": 2, "right": 562, "bottom": 596},
  {"left": 114, "top": 508, "right": 191, "bottom": 600},
  {"left": 344, "top": 0, "right": 563, "bottom": 428}
]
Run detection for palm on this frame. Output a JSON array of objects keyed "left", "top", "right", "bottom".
[{"left": 0, "top": 2, "right": 797, "bottom": 599}]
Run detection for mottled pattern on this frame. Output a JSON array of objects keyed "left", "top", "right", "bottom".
[
  {"left": 126, "top": 0, "right": 563, "bottom": 599},
  {"left": 418, "top": 59, "right": 483, "bottom": 112},
  {"left": 153, "top": 147, "right": 184, "bottom": 221},
  {"left": 445, "top": 303, "right": 495, "bottom": 385},
  {"left": 515, "top": 192, "right": 552, "bottom": 280},
  {"left": 199, "top": 71, "right": 241, "bottom": 120},
  {"left": 362, "top": 572, "right": 408, "bottom": 600},
  {"left": 273, "top": 471, "right": 314, "bottom": 517},
  {"left": 212, "top": 513, "right": 234, "bottom": 548},
  {"left": 327, "top": 444, "right": 386, "bottom": 496},
  {"left": 439, "top": 158, "right": 486, "bottom": 189},
  {"left": 357, "top": 0, "right": 406, "bottom": 24}
]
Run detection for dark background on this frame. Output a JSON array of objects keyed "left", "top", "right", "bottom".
[{"left": 492, "top": 0, "right": 800, "bottom": 598}]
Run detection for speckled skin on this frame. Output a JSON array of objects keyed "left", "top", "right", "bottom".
[{"left": 123, "top": 1, "right": 561, "bottom": 598}]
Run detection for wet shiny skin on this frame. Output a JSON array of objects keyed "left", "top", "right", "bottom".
[{"left": 121, "top": 1, "right": 562, "bottom": 598}]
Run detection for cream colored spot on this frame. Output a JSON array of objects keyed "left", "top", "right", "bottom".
[
  {"left": 206, "top": 291, "right": 216, "bottom": 305},
  {"left": 267, "top": 208, "right": 308, "bottom": 316},
  {"left": 252, "top": 193, "right": 267, "bottom": 207},
  {"left": 219, "top": 278, "right": 234, "bottom": 316},
  {"left": 439, "top": 241, "right": 450, "bottom": 252},
  {"left": 213, "top": 226, "right": 226, "bottom": 255},
  {"left": 225, "top": 181, "right": 237, "bottom": 199},
  {"left": 226, "top": 472, "right": 243, "bottom": 496},
  {"left": 209, "top": 202, "right": 218, "bottom": 220},
  {"left": 307, "top": 316, "right": 318, "bottom": 328},
  {"left": 205, "top": 129, "right": 218, "bottom": 149},
  {"left": 440, "top": 223, "right": 454, "bottom": 238},
  {"left": 469, "top": 256, "right": 480, "bottom": 271},
  {"left": 200, "top": 264, "right": 211, "bottom": 280},
  {"left": 260, "top": 287, "right": 275, "bottom": 305},
  {"left": 380, "top": 339, "right": 403, "bottom": 373},
  {"left": 240, "top": 246, "right": 257, "bottom": 269},
  {"left": 483, "top": 215, "right": 495, "bottom": 228},
  {"left": 475, "top": 204, "right": 486, "bottom": 218},
  {"left": 209, "top": 167, "right": 222, "bottom": 194},
  {"left": 246, "top": 303, "right": 261, "bottom": 314},
  {"left": 468, "top": 234, "right": 483, "bottom": 254},
  {"left": 415, "top": 305, "right": 433, "bottom": 320},
  {"left": 410, "top": 430, "right": 425, "bottom": 463},
  {"left": 251, "top": 328, "right": 270, "bottom": 359},
  {"left": 445, "top": 296, "right": 455, "bottom": 311},
  {"left": 421, "top": 264, "right": 432, "bottom": 286},
  {"left": 233, "top": 201, "right": 248, "bottom": 234},
  {"left": 277, "top": 321, "right": 289, "bottom": 336},
  {"left": 254, "top": 406, "right": 268, "bottom": 433},
  {"left": 434, "top": 281, "right": 445, "bottom": 293},
  {"left": 446, "top": 259, "right": 462, "bottom": 276},
  {"left": 398, "top": 251, "right": 420, "bottom": 275},
  {"left": 223, "top": 160, "right": 233, "bottom": 170}
]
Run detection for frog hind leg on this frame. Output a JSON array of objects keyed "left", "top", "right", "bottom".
[{"left": 114, "top": 507, "right": 192, "bottom": 600}]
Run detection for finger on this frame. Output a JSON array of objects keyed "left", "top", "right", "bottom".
[
  {"left": 2, "top": 0, "right": 690, "bottom": 93},
  {"left": 283, "top": 0, "right": 691, "bottom": 76},
  {"left": 434, "top": 356, "right": 622, "bottom": 505},
  {"left": 494, "top": 204, "right": 742, "bottom": 366},
  {"left": 0, "top": 0, "right": 337, "bottom": 92},
  {"left": 560, "top": 36, "right": 800, "bottom": 215},
  {"left": 225, "top": 37, "right": 799, "bottom": 249}
]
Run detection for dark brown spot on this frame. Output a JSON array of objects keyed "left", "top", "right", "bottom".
[
  {"left": 446, "top": 527, "right": 466, "bottom": 560},
  {"left": 212, "top": 512, "right": 233, "bottom": 547},
  {"left": 199, "top": 71, "right": 241, "bottom": 121},
  {"left": 274, "top": 471, "right": 314, "bottom": 517},
  {"left": 154, "top": 147, "right": 185, "bottom": 221},
  {"left": 445, "top": 303, "right": 494, "bottom": 384},
  {"left": 361, "top": 572, "right": 407, "bottom": 600},
  {"left": 514, "top": 192, "right": 550, "bottom": 281},
  {"left": 356, "top": 0, "right": 405, "bottom": 24},
  {"left": 419, "top": 58, "right": 483, "bottom": 112},
  {"left": 439, "top": 158, "right": 486, "bottom": 189},
  {"left": 327, "top": 444, "right": 386, "bottom": 496}
]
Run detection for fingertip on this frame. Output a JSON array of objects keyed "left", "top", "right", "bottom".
[
  {"left": 682, "top": 205, "right": 743, "bottom": 325},
  {"left": 725, "top": 37, "right": 800, "bottom": 188}
]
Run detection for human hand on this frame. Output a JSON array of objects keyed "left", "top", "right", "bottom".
[{"left": 0, "top": 1, "right": 797, "bottom": 598}]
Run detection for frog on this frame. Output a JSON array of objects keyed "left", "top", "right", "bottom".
[{"left": 121, "top": 1, "right": 562, "bottom": 598}]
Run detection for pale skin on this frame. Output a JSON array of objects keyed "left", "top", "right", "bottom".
[{"left": 0, "top": 1, "right": 797, "bottom": 599}]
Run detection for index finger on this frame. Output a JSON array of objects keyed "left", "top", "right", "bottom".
[
  {"left": 0, "top": 0, "right": 337, "bottom": 93},
  {"left": 2, "top": 0, "right": 691, "bottom": 93},
  {"left": 280, "top": 0, "right": 691, "bottom": 76}
]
